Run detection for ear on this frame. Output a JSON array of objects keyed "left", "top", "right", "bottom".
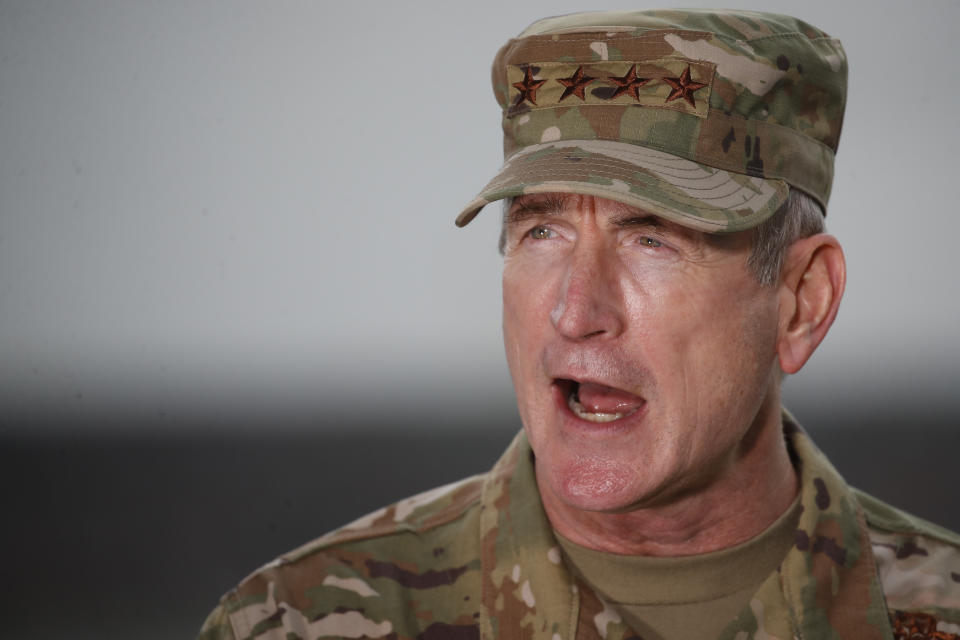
[{"left": 776, "top": 234, "right": 846, "bottom": 374}]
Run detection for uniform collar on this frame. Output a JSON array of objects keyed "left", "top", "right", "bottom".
[{"left": 478, "top": 412, "right": 893, "bottom": 640}]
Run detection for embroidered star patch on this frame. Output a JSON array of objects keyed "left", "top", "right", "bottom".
[
  {"left": 512, "top": 67, "right": 547, "bottom": 106},
  {"left": 663, "top": 66, "right": 708, "bottom": 108},
  {"left": 607, "top": 64, "right": 651, "bottom": 101},
  {"left": 892, "top": 611, "right": 960, "bottom": 640},
  {"left": 556, "top": 66, "right": 596, "bottom": 102},
  {"left": 504, "top": 59, "right": 714, "bottom": 118}
]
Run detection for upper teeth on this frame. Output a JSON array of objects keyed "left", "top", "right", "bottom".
[{"left": 567, "top": 394, "right": 629, "bottom": 423}]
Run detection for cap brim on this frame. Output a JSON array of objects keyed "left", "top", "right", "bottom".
[{"left": 456, "top": 139, "right": 788, "bottom": 233}]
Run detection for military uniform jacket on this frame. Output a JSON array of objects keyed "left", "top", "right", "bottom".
[{"left": 199, "top": 416, "right": 960, "bottom": 640}]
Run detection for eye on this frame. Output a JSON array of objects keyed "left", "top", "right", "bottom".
[
  {"left": 638, "top": 236, "right": 662, "bottom": 248},
  {"left": 528, "top": 225, "right": 554, "bottom": 240}
]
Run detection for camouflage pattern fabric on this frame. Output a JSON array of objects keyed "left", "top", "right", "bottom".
[
  {"left": 456, "top": 10, "right": 847, "bottom": 232},
  {"left": 198, "top": 413, "right": 960, "bottom": 640}
]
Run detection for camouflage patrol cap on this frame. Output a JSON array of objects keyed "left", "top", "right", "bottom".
[{"left": 456, "top": 9, "right": 847, "bottom": 232}]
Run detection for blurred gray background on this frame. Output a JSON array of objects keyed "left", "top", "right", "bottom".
[{"left": 1, "top": 1, "right": 957, "bottom": 638}]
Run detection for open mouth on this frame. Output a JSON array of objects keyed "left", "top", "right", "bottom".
[{"left": 557, "top": 379, "right": 645, "bottom": 423}]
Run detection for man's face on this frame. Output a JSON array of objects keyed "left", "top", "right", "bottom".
[{"left": 502, "top": 193, "right": 784, "bottom": 514}]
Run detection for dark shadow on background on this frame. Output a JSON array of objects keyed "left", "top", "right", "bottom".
[{"left": 1, "top": 402, "right": 957, "bottom": 639}]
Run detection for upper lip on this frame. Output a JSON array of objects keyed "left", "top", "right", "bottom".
[
  {"left": 550, "top": 375, "right": 644, "bottom": 401},
  {"left": 543, "top": 345, "right": 651, "bottom": 400}
]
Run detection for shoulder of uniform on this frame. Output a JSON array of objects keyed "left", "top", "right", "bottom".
[
  {"left": 854, "top": 489, "right": 960, "bottom": 547},
  {"left": 283, "top": 473, "right": 485, "bottom": 562},
  {"left": 245, "top": 473, "right": 485, "bottom": 583},
  {"left": 854, "top": 489, "right": 960, "bottom": 630},
  {"left": 196, "top": 600, "right": 235, "bottom": 640},
  {"left": 207, "top": 474, "right": 487, "bottom": 639},
  {"left": 855, "top": 488, "right": 960, "bottom": 547}
]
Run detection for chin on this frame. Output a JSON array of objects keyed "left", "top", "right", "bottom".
[{"left": 541, "top": 450, "right": 647, "bottom": 513}]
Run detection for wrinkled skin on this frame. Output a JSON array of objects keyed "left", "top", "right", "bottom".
[{"left": 502, "top": 193, "right": 800, "bottom": 554}]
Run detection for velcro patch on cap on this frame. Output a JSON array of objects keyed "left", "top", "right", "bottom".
[{"left": 506, "top": 59, "right": 714, "bottom": 118}]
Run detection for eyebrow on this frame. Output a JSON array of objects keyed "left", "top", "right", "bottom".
[
  {"left": 610, "top": 214, "right": 666, "bottom": 229},
  {"left": 504, "top": 194, "right": 568, "bottom": 223},
  {"left": 613, "top": 213, "right": 712, "bottom": 247},
  {"left": 505, "top": 198, "right": 683, "bottom": 237}
]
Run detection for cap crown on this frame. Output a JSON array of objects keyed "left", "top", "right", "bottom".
[{"left": 492, "top": 9, "right": 847, "bottom": 211}]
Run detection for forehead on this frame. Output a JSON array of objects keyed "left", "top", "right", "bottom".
[
  {"left": 507, "top": 193, "right": 637, "bottom": 218},
  {"left": 505, "top": 193, "right": 678, "bottom": 229}
]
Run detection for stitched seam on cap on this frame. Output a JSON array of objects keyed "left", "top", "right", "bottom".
[
  {"left": 488, "top": 163, "right": 777, "bottom": 205},
  {"left": 517, "top": 30, "right": 713, "bottom": 44},
  {"left": 507, "top": 100, "right": 710, "bottom": 116},
  {"left": 741, "top": 31, "right": 835, "bottom": 44},
  {"left": 515, "top": 27, "right": 836, "bottom": 47},
  {"left": 494, "top": 158, "right": 734, "bottom": 188},
  {"left": 492, "top": 180, "right": 733, "bottom": 229},
  {"left": 503, "top": 135, "right": 828, "bottom": 189},
  {"left": 506, "top": 107, "right": 838, "bottom": 157},
  {"left": 703, "top": 110, "right": 837, "bottom": 155}
]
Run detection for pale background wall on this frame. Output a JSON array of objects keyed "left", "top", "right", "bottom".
[{"left": 2, "top": 0, "right": 958, "bottom": 430}]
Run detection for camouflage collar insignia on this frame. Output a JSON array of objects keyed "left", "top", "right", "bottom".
[
  {"left": 507, "top": 60, "right": 714, "bottom": 118},
  {"left": 892, "top": 611, "right": 960, "bottom": 640}
]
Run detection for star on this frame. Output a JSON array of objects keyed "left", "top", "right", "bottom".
[
  {"left": 607, "top": 65, "right": 651, "bottom": 101},
  {"left": 513, "top": 67, "right": 547, "bottom": 106},
  {"left": 556, "top": 66, "right": 596, "bottom": 102},
  {"left": 663, "top": 66, "right": 708, "bottom": 108}
]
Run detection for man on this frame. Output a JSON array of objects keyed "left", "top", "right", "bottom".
[{"left": 200, "top": 10, "right": 960, "bottom": 640}]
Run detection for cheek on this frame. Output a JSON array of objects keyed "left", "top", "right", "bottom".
[
  {"left": 685, "top": 287, "right": 781, "bottom": 416},
  {"left": 502, "top": 259, "right": 559, "bottom": 343},
  {"left": 652, "top": 269, "right": 776, "bottom": 345},
  {"left": 630, "top": 274, "right": 779, "bottom": 399},
  {"left": 501, "top": 274, "right": 527, "bottom": 357},
  {"left": 501, "top": 268, "right": 547, "bottom": 387}
]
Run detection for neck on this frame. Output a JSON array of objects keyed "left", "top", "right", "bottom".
[{"left": 539, "top": 396, "right": 798, "bottom": 556}]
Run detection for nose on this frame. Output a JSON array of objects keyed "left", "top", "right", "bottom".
[{"left": 551, "top": 241, "right": 625, "bottom": 341}]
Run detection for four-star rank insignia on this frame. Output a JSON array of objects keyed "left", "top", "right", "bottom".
[
  {"left": 513, "top": 67, "right": 547, "bottom": 106},
  {"left": 608, "top": 65, "right": 652, "bottom": 101},
  {"left": 663, "top": 66, "right": 708, "bottom": 108},
  {"left": 557, "top": 66, "right": 596, "bottom": 102},
  {"left": 507, "top": 60, "right": 713, "bottom": 115}
]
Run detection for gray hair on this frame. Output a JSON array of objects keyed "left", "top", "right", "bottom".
[
  {"left": 498, "top": 189, "right": 824, "bottom": 286},
  {"left": 747, "top": 189, "right": 825, "bottom": 285}
]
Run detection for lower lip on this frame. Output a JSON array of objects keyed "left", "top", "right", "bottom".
[{"left": 551, "top": 383, "right": 647, "bottom": 433}]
